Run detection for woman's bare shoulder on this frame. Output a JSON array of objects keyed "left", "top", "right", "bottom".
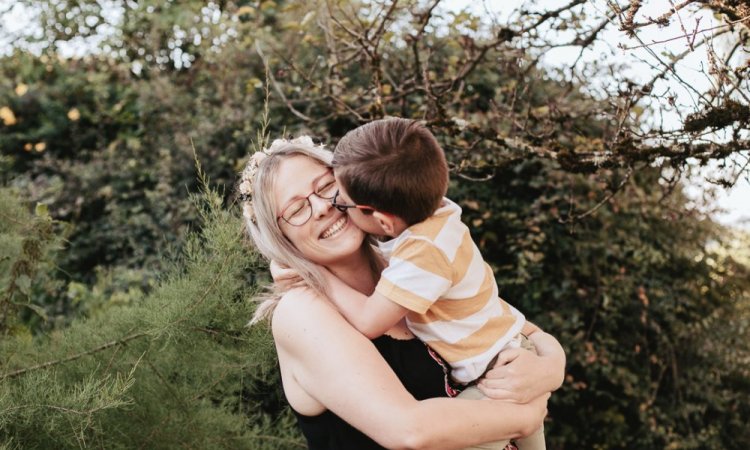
[{"left": 271, "top": 287, "right": 341, "bottom": 343}]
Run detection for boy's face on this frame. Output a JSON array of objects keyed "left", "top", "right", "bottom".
[{"left": 333, "top": 173, "right": 388, "bottom": 237}]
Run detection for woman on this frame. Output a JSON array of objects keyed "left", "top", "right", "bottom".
[{"left": 238, "top": 137, "right": 565, "bottom": 449}]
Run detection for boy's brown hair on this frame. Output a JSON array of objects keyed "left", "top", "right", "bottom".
[{"left": 332, "top": 118, "right": 449, "bottom": 225}]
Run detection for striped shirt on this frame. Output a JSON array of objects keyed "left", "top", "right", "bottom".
[{"left": 376, "top": 198, "right": 525, "bottom": 384}]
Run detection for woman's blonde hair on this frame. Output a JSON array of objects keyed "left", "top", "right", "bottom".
[{"left": 238, "top": 137, "right": 382, "bottom": 325}]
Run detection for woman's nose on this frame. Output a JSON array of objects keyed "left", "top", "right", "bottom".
[{"left": 309, "top": 194, "right": 333, "bottom": 219}]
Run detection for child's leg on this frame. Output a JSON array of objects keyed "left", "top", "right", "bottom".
[
  {"left": 514, "top": 425, "right": 545, "bottom": 450},
  {"left": 456, "top": 385, "right": 511, "bottom": 450},
  {"left": 513, "top": 335, "right": 545, "bottom": 450},
  {"left": 456, "top": 334, "right": 545, "bottom": 450}
]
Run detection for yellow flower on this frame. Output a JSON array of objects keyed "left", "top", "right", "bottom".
[
  {"left": 67, "top": 107, "right": 81, "bottom": 121},
  {"left": 24, "top": 143, "right": 33, "bottom": 152},
  {"left": 34, "top": 142, "right": 46, "bottom": 152},
  {"left": 0, "top": 106, "right": 17, "bottom": 126},
  {"left": 237, "top": 5, "right": 255, "bottom": 16},
  {"left": 15, "top": 84, "right": 28, "bottom": 96}
]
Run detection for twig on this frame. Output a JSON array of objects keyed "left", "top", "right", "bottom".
[
  {"left": 627, "top": 30, "right": 710, "bottom": 105},
  {"left": 254, "top": 42, "right": 312, "bottom": 122},
  {"left": 627, "top": 0, "right": 700, "bottom": 29},
  {"left": 523, "top": 0, "right": 587, "bottom": 33},
  {"left": 272, "top": 47, "right": 366, "bottom": 121},
  {"left": 560, "top": 166, "right": 634, "bottom": 223},
  {"left": 371, "top": 0, "right": 400, "bottom": 47},
  {"left": 622, "top": 0, "right": 642, "bottom": 34},
  {"left": 0, "top": 332, "right": 148, "bottom": 380},
  {"left": 633, "top": 29, "right": 729, "bottom": 104},
  {"left": 669, "top": 0, "right": 693, "bottom": 50},
  {"left": 620, "top": 15, "right": 750, "bottom": 50}
]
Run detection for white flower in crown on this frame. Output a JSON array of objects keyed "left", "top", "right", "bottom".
[
  {"left": 239, "top": 178, "right": 253, "bottom": 197},
  {"left": 264, "top": 135, "right": 316, "bottom": 153},
  {"left": 264, "top": 139, "right": 287, "bottom": 154},
  {"left": 291, "top": 135, "right": 315, "bottom": 146},
  {"left": 250, "top": 151, "right": 268, "bottom": 164},
  {"left": 238, "top": 151, "right": 268, "bottom": 202},
  {"left": 240, "top": 136, "right": 322, "bottom": 206}
]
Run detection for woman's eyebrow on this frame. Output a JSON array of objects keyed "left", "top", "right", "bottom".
[
  {"left": 312, "top": 169, "right": 333, "bottom": 187},
  {"left": 279, "top": 169, "right": 332, "bottom": 210}
]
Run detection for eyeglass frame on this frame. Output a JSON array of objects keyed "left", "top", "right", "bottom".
[
  {"left": 276, "top": 170, "right": 338, "bottom": 227},
  {"left": 331, "top": 189, "right": 378, "bottom": 215}
]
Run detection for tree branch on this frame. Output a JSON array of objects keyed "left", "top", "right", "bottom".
[{"left": 0, "top": 332, "right": 148, "bottom": 380}]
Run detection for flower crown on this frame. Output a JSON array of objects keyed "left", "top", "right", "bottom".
[{"left": 238, "top": 136, "right": 318, "bottom": 223}]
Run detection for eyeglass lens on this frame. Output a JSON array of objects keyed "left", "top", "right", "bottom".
[{"left": 282, "top": 175, "right": 337, "bottom": 226}]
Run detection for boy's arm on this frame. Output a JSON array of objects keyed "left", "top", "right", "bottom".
[
  {"left": 521, "top": 320, "right": 541, "bottom": 337},
  {"left": 322, "top": 269, "right": 410, "bottom": 339}
]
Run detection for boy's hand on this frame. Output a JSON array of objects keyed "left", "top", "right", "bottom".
[
  {"left": 319, "top": 266, "right": 340, "bottom": 286},
  {"left": 269, "top": 260, "right": 300, "bottom": 284}
]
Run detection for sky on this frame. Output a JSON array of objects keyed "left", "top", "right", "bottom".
[{"left": 1, "top": 0, "right": 748, "bottom": 229}]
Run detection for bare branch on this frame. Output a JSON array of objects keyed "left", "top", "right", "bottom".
[
  {"left": 254, "top": 42, "right": 313, "bottom": 122},
  {"left": 620, "top": 15, "right": 750, "bottom": 50},
  {"left": 559, "top": 166, "right": 634, "bottom": 223},
  {"left": 523, "top": 0, "right": 587, "bottom": 33}
]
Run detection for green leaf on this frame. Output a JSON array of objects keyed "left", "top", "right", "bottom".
[
  {"left": 35, "top": 202, "right": 49, "bottom": 217},
  {"left": 25, "top": 303, "right": 49, "bottom": 322},
  {"left": 15, "top": 274, "right": 32, "bottom": 296}
]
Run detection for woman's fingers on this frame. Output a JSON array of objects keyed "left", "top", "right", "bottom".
[
  {"left": 475, "top": 384, "right": 521, "bottom": 402},
  {"left": 492, "top": 347, "right": 521, "bottom": 368},
  {"left": 479, "top": 348, "right": 542, "bottom": 403}
]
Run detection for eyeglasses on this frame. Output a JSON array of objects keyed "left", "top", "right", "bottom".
[
  {"left": 278, "top": 171, "right": 338, "bottom": 226},
  {"left": 331, "top": 190, "right": 376, "bottom": 215}
]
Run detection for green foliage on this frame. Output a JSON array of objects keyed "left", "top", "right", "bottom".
[
  {"left": 1, "top": 1, "right": 748, "bottom": 448},
  {"left": 0, "top": 188, "right": 66, "bottom": 335},
  {"left": 0, "top": 183, "right": 300, "bottom": 449},
  {"left": 453, "top": 164, "right": 750, "bottom": 449}
]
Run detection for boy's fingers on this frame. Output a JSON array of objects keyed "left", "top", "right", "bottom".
[{"left": 269, "top": 260, "right": 298, "bottom": 282}]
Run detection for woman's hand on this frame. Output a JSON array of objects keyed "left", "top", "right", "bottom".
[
  {"left": 477, "top": 331, "right": 566, "bottom": 404},
  {"left": 518, "top": 392, "right": 551, "bottom": 436}
]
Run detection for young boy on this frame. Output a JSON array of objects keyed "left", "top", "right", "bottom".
[{"left": 326, "top": 118, "right": 551, "bottom": 450}]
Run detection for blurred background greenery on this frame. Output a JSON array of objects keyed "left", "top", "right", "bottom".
[{"left": 1, "top": 1, "right": 748, "bottom": 449}]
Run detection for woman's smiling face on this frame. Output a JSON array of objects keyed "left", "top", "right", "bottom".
[{"left": 274, "top": 155, "right": 365, "bottom": 265}]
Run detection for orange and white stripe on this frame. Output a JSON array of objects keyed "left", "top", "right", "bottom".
[{"left": 376, "top": 198, "right": 525, "bottom": 383}]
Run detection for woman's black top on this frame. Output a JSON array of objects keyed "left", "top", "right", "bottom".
[{"left": 292, "top": 335, "right": 449, "bottom": 450}]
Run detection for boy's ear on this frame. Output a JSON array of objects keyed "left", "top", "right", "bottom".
[{"left": 372, "top": 211, "right": 398, "bottom": 236}]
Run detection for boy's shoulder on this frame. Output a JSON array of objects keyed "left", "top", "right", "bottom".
[
  {"left": 382, "top": 198, "right": 469, "bottom": 264},
  {"left": 406, "top": 197, "right": 464, "bottom": 239}
]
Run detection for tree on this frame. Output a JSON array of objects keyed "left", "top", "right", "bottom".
[
  {"left": 1, "top": 1, "right": 748, "bottom": 448},
  {"left": 0, "top": 182, "right": 302, "bottom": 449}
]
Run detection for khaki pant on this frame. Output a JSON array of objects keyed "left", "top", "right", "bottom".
[{"left": 458, "top": 335, "right": 546, "bottom": 450}]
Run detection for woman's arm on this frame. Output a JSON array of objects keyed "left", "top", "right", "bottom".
[
  {"left": 478, "top": 327, "right": 566, "bottom": 404},
  {"left": 273, "top": 289, "right": 547, "bottom": 450}
]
